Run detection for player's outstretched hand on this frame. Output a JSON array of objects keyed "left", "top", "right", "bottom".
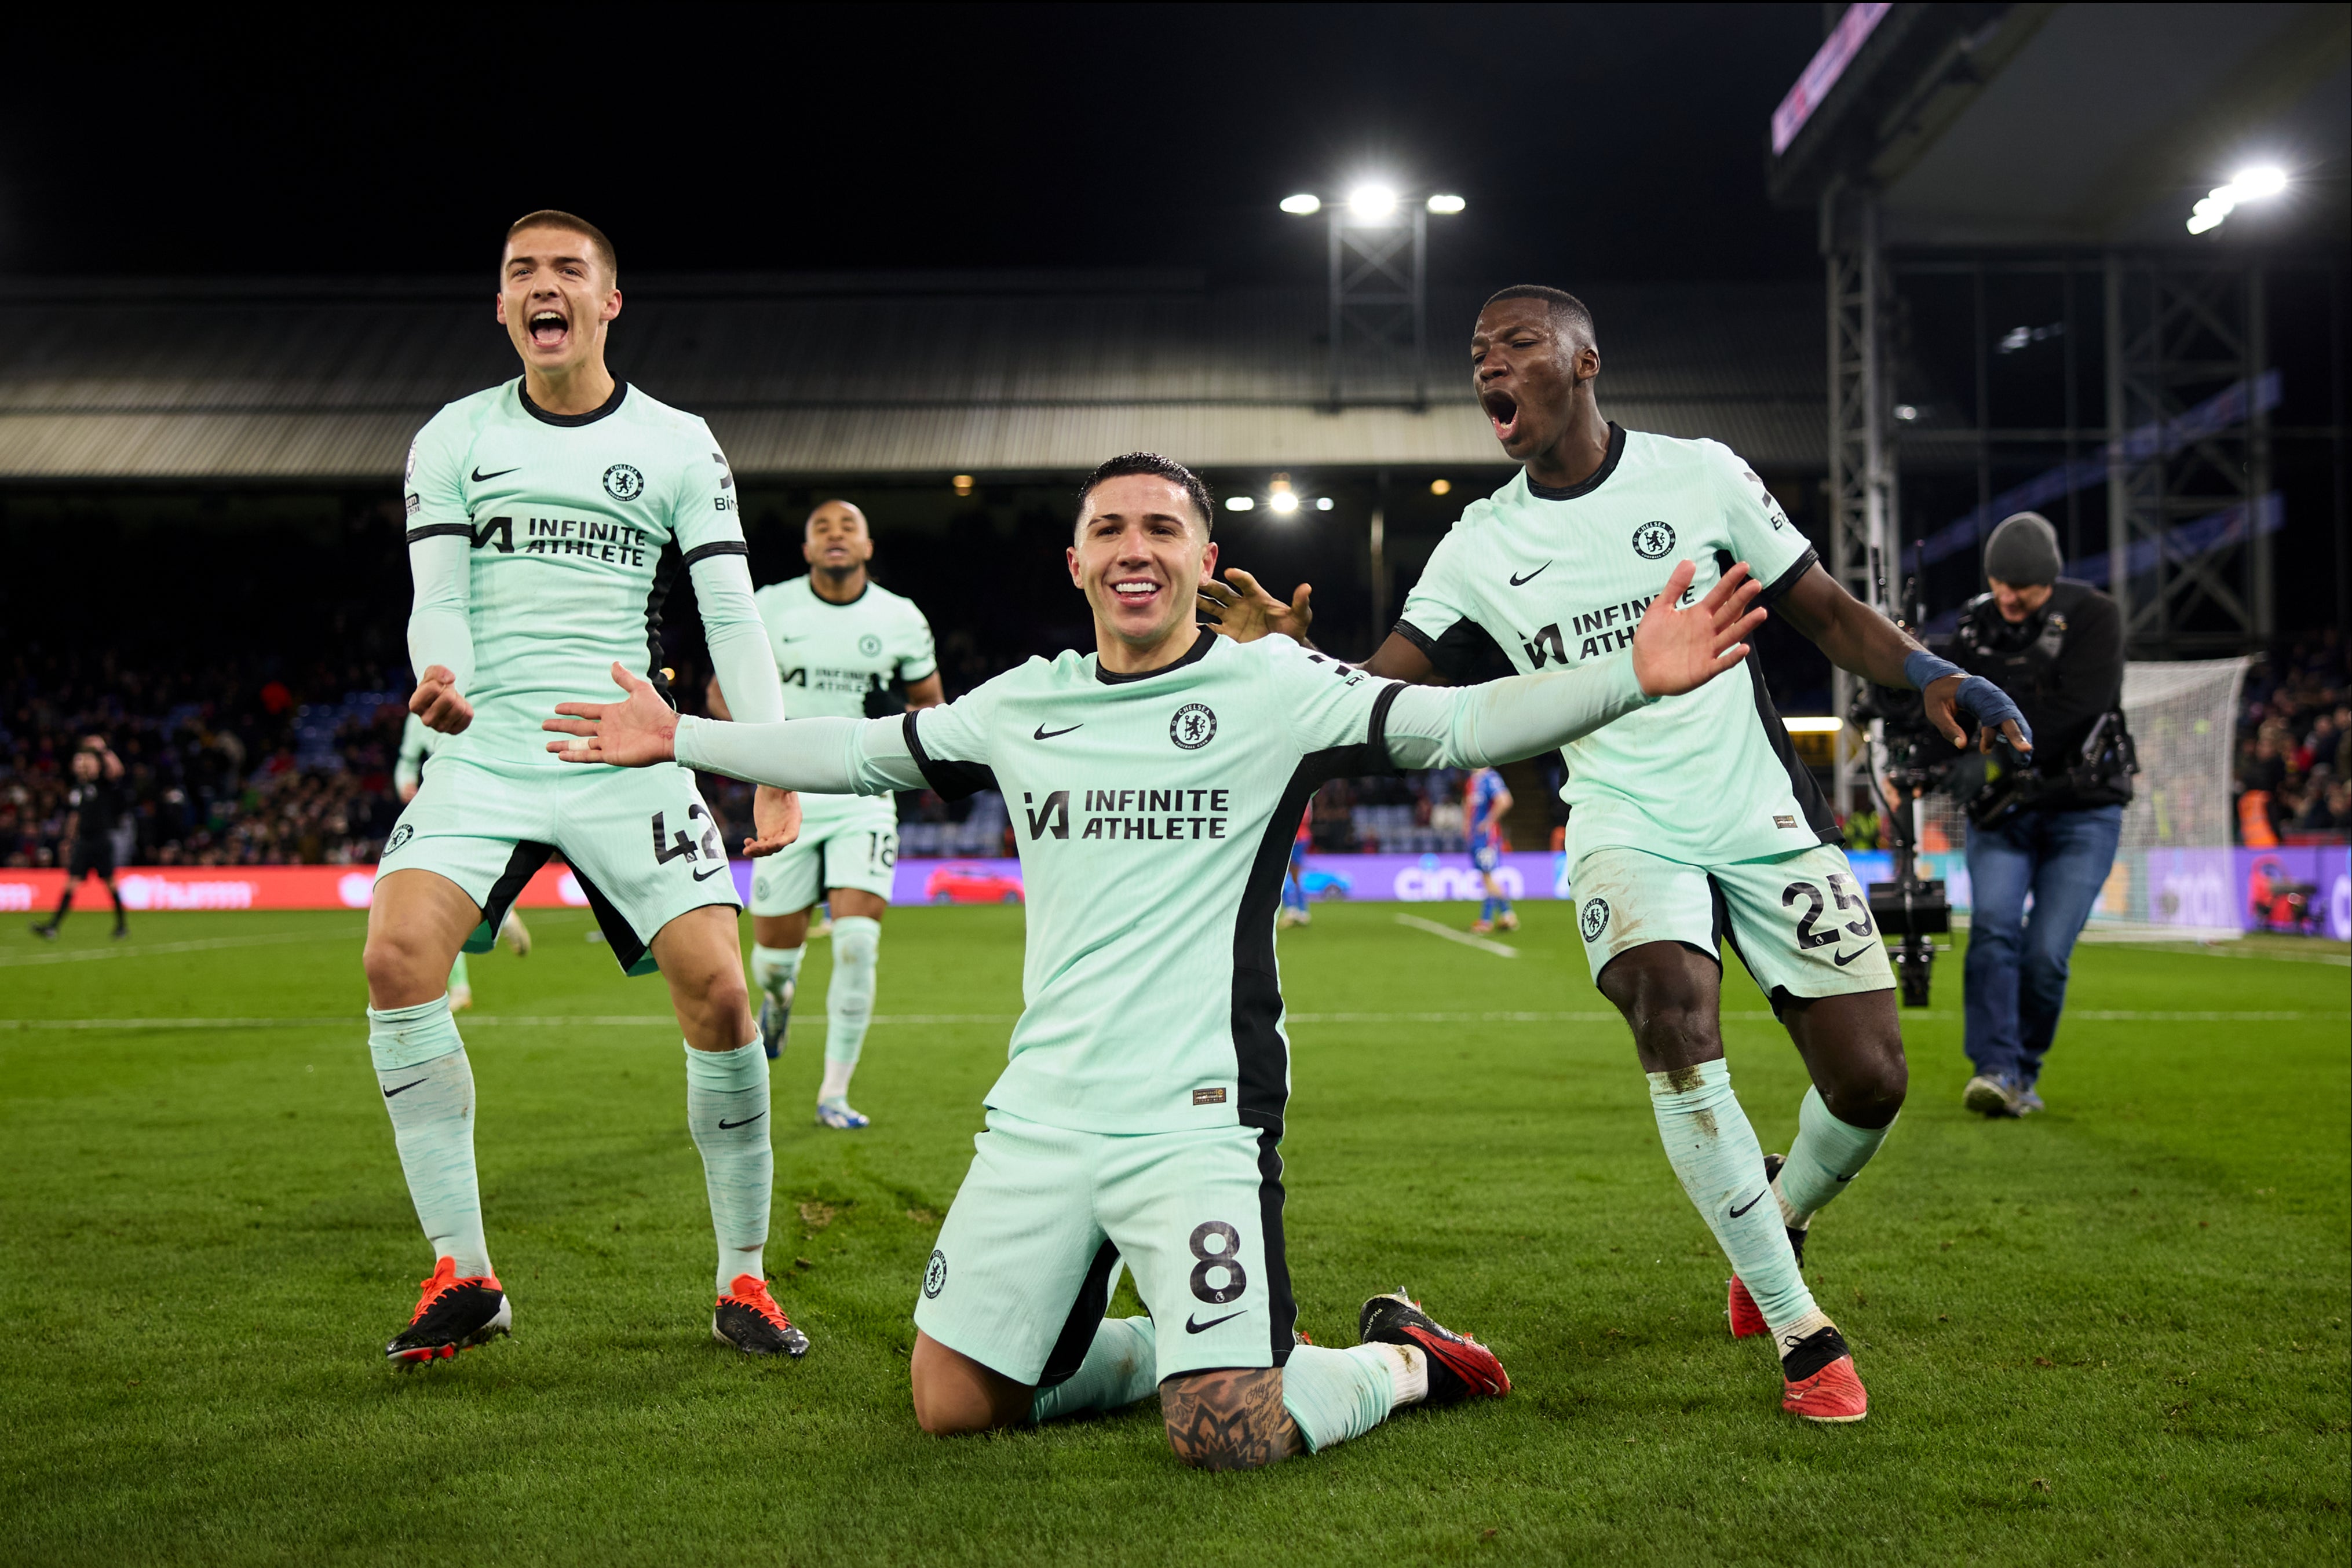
[
  {"left": 409, "top": 665, "right": 474, "bottom": 734},
  {"left": 1199, "top": 568, "right": 1314, "bottom": 645},
  {"left": 1630, "top": 561, "right": 1767, "bottom": 697},
  {"left": 543, "top": 662, "right": 680, "bottom": 766},
  {"left": 743, "top": 784, "right": 802, "bottom": 857},
  {"left": 1922, "top": 673, "right": 2035, "bottom": 754}
]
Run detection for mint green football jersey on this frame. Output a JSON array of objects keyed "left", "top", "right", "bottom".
[
  {"left": 899, "top": 632, "right": 1403, "bottom": 1136},
  {"left": 1397, "top": 423, "right": 1832, "bottom": 867},
  {"left": 403, "top": 379, "right": 747, "bottom": 767},
  {"left": 756, "top": 576, "right": 938, "bottom": 719}
]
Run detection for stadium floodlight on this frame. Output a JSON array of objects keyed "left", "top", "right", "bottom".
[
  {"left": 2185, "top": 165, "right": 2288, "bottom": 235},
  {"left": 1347, "top": 184, "right": 1399, "bottom": 221},
  {"left": 951, "top": 473, "right": 975, "bottom": 496},
  {"left": 1425, "top": 193, "right": 1466, "bottom": 214},
  {"left": 1224, "top": 495, "right": 1255, "bottom": 512},
  {"left": 1279, "top": 193, "right": 1322, "bottom": 215},
  {"left": 1782, "top": 716, "right": 1845, "bottom": 734},
  {"left": 1268, "top": 476, "right": 1299, "bottom": 514},
  {"left": 1430, "top": 478, "right": 1452, "bottom": 496},
  {"left": 1314, "top": 496, "right": 1334, "bottom": 511}
]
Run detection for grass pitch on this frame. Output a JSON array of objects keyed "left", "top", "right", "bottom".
[{"left": 2, "top": 903, "right": 2345, "bottom": 1565}]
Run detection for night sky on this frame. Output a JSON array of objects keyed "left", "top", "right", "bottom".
[{"left": 0, "top": 5, "right": 1826, "bottom": 284}]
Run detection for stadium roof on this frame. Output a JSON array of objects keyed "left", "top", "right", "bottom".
[
  {"left": 1768, "top": 1, "right": 2350, "bottom": 247},
  {"left": 0, "top": 271, "right": 1825, "bottom": 484}
]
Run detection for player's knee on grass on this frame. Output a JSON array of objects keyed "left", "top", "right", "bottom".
[
  {"left": 910, "top": 1332, "right": 1033, "bottom": 1435},
  {"left": 1159, "top": 1367, "right": 1301, "bottom": 1471}
]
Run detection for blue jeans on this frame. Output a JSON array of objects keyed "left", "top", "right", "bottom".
[{"left": 1963, "top": 803, "right": 2124, "bottom": 1085}]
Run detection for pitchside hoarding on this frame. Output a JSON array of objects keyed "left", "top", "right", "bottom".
[{"left": 3, "top": 848, "right": 2346, "bottom": 939}]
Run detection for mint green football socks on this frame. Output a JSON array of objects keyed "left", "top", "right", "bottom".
[
  {"left": 1280, "top": 1343, "right": 1418, "bottom": 1452},
  {"left": 1029, "top": 1315, "right": 1160, "bottom": 1422},
  {"left": 686, "top": 1040, "right": 772, "bottom": 1292},
  {"left": 1776, "top": 1085, "right": 1896, "bottom": 1228},
  {"left": 367, "top": 995, "right": 491, "bottom": 1279},
  {"left": 1648, "top": 1059, "right": 1820, "bottom": 1336}
]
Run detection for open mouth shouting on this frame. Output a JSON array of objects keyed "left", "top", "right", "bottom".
[
  {"left": 1481, "top": 385, "right": 1522, "bottom": 447},
  {"left": 527, "top": 307, "right": 570, "bottom": 353}
]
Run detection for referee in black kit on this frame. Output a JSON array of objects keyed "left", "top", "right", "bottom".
[
  {"left": 32, "top": 736, "right": 132, "bottom": 941},
  {"left": 1951, "top": 513, "right": 2134, "bottom": 1119}
]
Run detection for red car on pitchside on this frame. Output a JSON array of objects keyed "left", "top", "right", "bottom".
[{"left": 925, "top": 865, "right": 1025, "bottom": 905}]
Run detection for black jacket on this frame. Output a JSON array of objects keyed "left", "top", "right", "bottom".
[{"left": 1952, "top": 579, "right": 2127, "bottom": 810}]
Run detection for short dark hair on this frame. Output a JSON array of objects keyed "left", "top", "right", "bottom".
[
  {"left": 503, "top": 210, "right": 618, "bottom": 283},
  {"left": 1075, "top": 452, "right": 1216, "bottom": 535},
  {"left": 1481, "top": 284, "right": 1596, "bottom": 348}
]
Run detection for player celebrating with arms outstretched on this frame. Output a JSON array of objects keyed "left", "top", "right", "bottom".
[
  {"left": 366, "top": 211, "right": 807, "bottom": 1366},
  {"left": 714, "top": 499, "right": 941, "bottom": 1128},
  {"left": 547, "top": 451, "right": 1767, "bottom": 1468},
  {"left": 1203, "top": 287, "right": 2030, "bottom": 1423}
]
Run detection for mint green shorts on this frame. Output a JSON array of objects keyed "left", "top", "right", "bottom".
[
  {"left": 748, "top": 795, "right": 897, "bottom": 915},
  {"left": 1572, "top": 840, "right": 1896, "bottom": 1006},
  {"left": 380, "top": 753, "right": 737, "bottom": 976},
  {"left": 914, "top": 1110, "right": 1295, "bottom": 1388}
]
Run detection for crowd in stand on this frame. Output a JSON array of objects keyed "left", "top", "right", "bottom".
[
  {"left": 2236, "top": 628, "right": 2350, "bottom": 845},
  {"left": 10, "top": 629, "right": 2342, "bottom": 869},
  {"left": 1, "top": 649, "right": 408, "bottom": 869}
]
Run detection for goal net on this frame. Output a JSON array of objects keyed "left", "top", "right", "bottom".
[{"left": 1912, "top": 656, "right": 2250, "bottom": 939}]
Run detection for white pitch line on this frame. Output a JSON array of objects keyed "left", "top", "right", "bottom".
[
  {"left": 3, "top": 1008, "right": 2340, "bottom": 1035},
  {"left": 0, "top": 929, "right": 346, "bottom": 967},
  {"left": 1392, "top": 913, "right": 1518, "bottom": 957}
]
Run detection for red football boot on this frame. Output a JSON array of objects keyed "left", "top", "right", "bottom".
[
  {"left": 1779, "top": 1324, "right": 1868, "bottom": 1423},
  {"left": 1358, "top": 1289, "right": 1510, "bottom": 1402}
]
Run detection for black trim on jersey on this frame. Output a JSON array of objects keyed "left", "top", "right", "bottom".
[
  {"left": 517, "top": 379, "right": 629, "bottom": 427},
  {"left": 680, "top": 540, "right": 748, "bottom": 568},
  {"left": 809, "top": 578, "right": 872, "bottom": 608},
  {"left": 480, "top": 841, "right": 556, "bottom": 940},
  {"left": 1712, "top": 548, "right": 1839, "bottom": 846},
  {"left": 642, "top": 541, "right": 683, "bottom": 710},
  {"left": 1255, "top": 1127, "right": 1298, "bottom": 1369},
  {"left": 1392, "top": 616, "right": 1518, "bottom": 685},
  {"left": 901, "top": 710, "right": 997, "bottom": 801},
  {"left": 1759, "top": 544, "right": 1820, "bottom": 603},
  {"left": 1525, "top": 422, "right": 1626, "bottom": 502},
  {"left": 404, "top": 522, "right": 474, "bottom": 545},
  {"left": 1037, "top": 1239, "right": 1124, "bottom": 1389},
  {"left": 1095, "top": 628, "right": 1215, "bottom": 685},
  {"left": 567, "top": 861, "right": 651, "bottom": 973},
  {"left": 1232, "top": 711, "right": 1401, "bottom": 1136}
]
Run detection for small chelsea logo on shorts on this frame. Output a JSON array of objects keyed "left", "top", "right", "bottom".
[
  {"left": 1580, "top": 896, "right": 1610, "bottom": 942},
  {"left": 923, "top": 1249, "right": 948, "bottom": 1299},
  {"left": 385, "top": 824, "right": 415, "bottom": 856},
  {"left": 602, "top": 463, "right": 645, "bottom": 501},
  {"left": 1170, "top": 703, "right": 1217, "bottom": 750},
  {"left": 1631, "top": 520, "right": 1676, "bottom": 560}
]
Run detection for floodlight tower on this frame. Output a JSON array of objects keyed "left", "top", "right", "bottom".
[{"left": 1281, "top": 186, "right": 1466, "bottom": 410}]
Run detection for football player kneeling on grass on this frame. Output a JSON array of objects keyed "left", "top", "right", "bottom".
[{"left": 547, "top": 452, "right": 1762, "bottom": 1467}]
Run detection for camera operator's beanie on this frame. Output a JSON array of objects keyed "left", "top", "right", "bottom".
[{"left": 1985, "top": 511, "right": 2062, "bottom": 587}]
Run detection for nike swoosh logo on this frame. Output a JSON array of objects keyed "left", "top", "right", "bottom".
[
  {"left": 470, "top": 466, "right": 518, "bottom": 483},
  {"left": 692, "top": 864, "right": 728, "bottom": 881},
  {"left": 1509, "top": 562, "right": 1551, "bottom": 586},
  {"left": 1184, "top": 1311, "right": 1244, "bottom": 1333},
  {"left": 1033, "top": 724, "right": 1082, "bottom": 740},
  {"left": 382, "top": 1079, "right": 429, "bottom": 1099},
  {"left": 1832, "top": 948, "right": 1867, "bottom": 966},
  {"left": 1728, "top": 1189, "right": 1767, "bottom": 1218},
  {"left": 717, "top": 1112, "right": 766, "bottom": 1130}
]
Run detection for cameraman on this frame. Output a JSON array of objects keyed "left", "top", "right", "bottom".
[{"left": 1951, "top": 512, "right": 2128, "bottom": 1119}]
